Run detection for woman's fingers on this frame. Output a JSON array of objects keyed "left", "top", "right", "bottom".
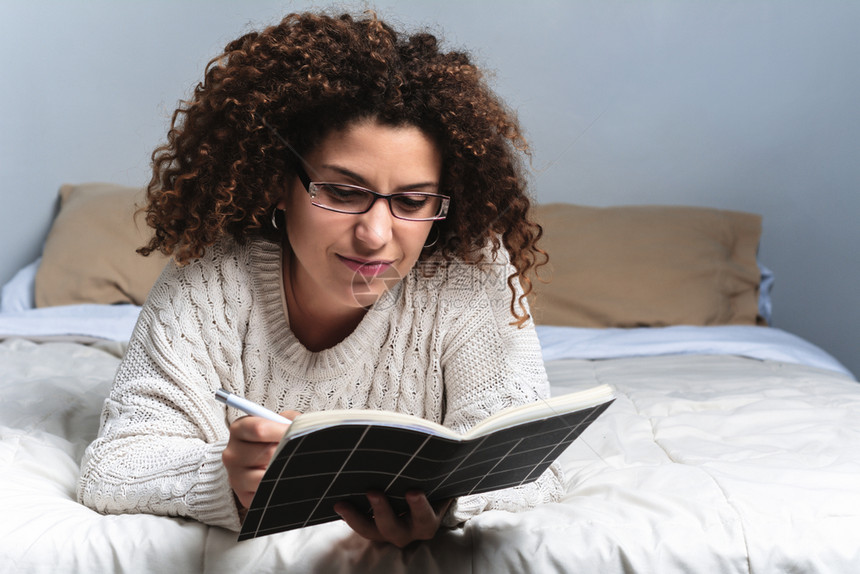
[
  {"left": 229, "top": 468, "right": 268, "bottom": 490},
  {"left": 223, "top": 413, "right": 295, "bottom": 512},
  {"left": 229, "top": 468, "right": 268, "bottom": 508},
  {"left": 279, "top": 410, "right": 301, "bottom": 421},
  {"left": 367, "top": 492, "right": 413, "bottom": 547},
  {"left": 403, "top": 491, "right": 442, "bottom": 540},
  {"left": 231, "top": 415, "right": 290, "bottom": 443},
  {"left": 334, "top": 501, "right": 382, "bottom": 542},
  {"left": 336, "top": 491, "right": 450, "bottom": 547}
]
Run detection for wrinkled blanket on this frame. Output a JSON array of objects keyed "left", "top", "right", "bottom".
[{"left": 2, "top": 339, "right": 859, "bottom": 573}]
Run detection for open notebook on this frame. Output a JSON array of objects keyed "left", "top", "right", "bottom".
[{"left": 239, "top": 385, "right": 615, "bottom": 539}]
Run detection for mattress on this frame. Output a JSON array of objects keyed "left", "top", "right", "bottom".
[{"left": 2, "top": 323, "right": 858, "bottom": 573}]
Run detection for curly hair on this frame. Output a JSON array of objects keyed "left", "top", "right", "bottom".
[{"left": 140, "top": 10, "right": 546, "bottom": 325}]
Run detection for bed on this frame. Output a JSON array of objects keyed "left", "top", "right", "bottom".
[{"left": 1, "top": 183, "right": 858, "bottom": 573}]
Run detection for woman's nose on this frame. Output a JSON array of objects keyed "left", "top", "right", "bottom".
[{"left": 354, "top": 197, "right": 394, "bottom": 248}]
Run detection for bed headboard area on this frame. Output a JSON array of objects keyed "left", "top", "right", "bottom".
[{"left": 2, "top": 2, "right": 858, "bottom": 375}]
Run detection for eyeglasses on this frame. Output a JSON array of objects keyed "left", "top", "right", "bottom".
[{"left": 294, "top": 162, "right": 450, "bottom": 221}]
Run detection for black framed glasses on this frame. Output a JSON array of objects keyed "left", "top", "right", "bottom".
[{"left": 294, "top": 162, "right": 450, "bottom": 222}]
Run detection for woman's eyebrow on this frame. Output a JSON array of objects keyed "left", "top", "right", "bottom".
[{"left": 319, "top": 164, "right": 439, "bottom": 192}]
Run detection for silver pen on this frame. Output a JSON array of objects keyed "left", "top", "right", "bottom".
[{"left": 215, "top": 389, "right": 292, "bottom": 425}]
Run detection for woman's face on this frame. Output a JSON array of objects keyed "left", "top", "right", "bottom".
[{"left": 278, "top": 119, "right": 441, "bottom": 313}]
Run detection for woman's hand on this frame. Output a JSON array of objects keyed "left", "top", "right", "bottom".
[
  {"left": 222, "top": 410, "right": 299, "bottom": 511},
  {"left": 334, "top": 491, "right": 452, "bottom": 547}
]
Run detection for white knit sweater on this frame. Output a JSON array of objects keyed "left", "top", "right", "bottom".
[{"left": 77, "top": 236, "right": 562, "bottom": 532}]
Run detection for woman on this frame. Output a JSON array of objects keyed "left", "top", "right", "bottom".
[{"left": 77, "top": 11, "right": 557, "bottom": 548}]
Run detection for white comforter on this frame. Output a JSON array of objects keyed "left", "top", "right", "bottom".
[{"left": 2, "top": 337, "right": 860, "bottom": 573}]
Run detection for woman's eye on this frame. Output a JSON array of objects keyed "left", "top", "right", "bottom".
[
  {"left": 393, "top": 194, "right": 430, "bottom": 212},
  {"left": 321, "top": 185, "right": 364, "bottom": 203}
]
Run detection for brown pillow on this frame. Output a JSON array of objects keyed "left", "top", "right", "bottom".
[
  {"left": 527, "top": 204, "right": 763, "bottom": 327},
  {"left": 35, "top": 183, "right": 169, "bottom": 307}
]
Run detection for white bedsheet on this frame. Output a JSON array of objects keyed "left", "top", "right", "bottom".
[
  {"left": 2, "top": 338, "right": 860, "bottom": 573},
  {"left": 0, "top": 259, "right": 142, "bottom": 342},
  {"left": 0, "top": 304, "right": 142, "bottom": 342},
  {"left": 0, "top": 300, "right": 852, "bottom": 379},
  {"left": 537, "top": 324, "right": 854, "bottom": 378}
]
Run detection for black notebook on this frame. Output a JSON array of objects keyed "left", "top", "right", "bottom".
[{"left": 238, "top": 384, "right": 615, "bottom": 540}]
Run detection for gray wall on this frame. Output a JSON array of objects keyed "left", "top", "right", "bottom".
[{"left": 2, "top": 1, "right": 858, "bottom": 376}]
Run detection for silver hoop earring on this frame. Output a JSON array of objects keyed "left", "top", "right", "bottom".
[
  {"left": 271, "top": 209, "right": 280, "bottom": 230},
  {"left": 423, "top": 226, "right": 440, "bottom": 249}
]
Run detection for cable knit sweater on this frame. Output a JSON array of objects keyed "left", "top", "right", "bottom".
[{"left": 77, "top": 236, "right": 562, "bottom": 532}]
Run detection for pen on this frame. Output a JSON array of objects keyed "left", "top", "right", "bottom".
[{"left": 215, "top": 389, "right": 292, "bottom": 425}]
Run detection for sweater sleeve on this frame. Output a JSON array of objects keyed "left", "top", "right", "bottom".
[
  {"left": 76, "top": 248, "right": 250, "bottom": 531},
  {"left": 438, "top": 257, "right": 564, "bottom": 526}
]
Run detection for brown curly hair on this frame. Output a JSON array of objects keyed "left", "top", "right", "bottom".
[{"left": 140, "top": 10, "right": 546, "bottom": 325}]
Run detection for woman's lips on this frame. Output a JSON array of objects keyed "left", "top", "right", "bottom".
[{"left": 337, "top": 255, "right": 395, "bottom": 277}]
